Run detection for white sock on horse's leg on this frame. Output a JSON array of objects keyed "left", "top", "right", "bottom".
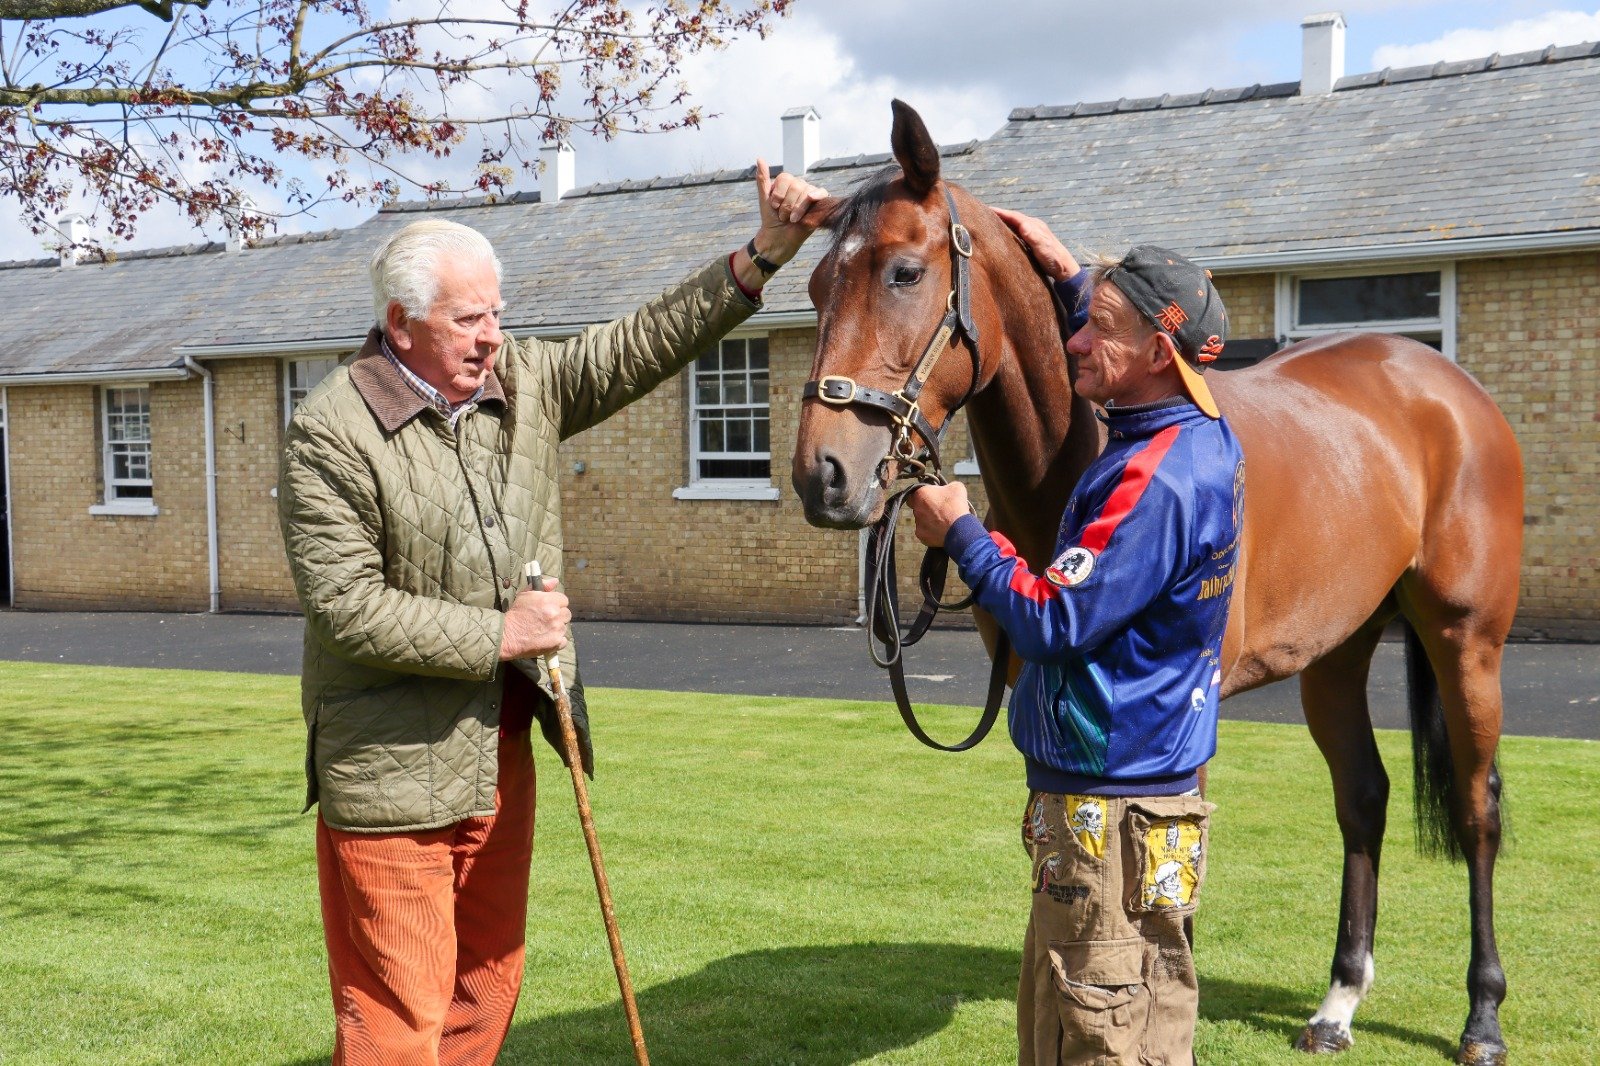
[{"left": 1309, "top": 952, "right": 1375, "bottom": 1038}]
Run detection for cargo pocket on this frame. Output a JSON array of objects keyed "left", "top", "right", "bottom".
[
  {"left": 1049, "top": 937, "right": 1151, "bottom": 1063},
  {"left": 1125, "top": 795, "right": 1215, "bottom": 915}
]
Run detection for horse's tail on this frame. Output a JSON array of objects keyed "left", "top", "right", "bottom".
[{"left": 1404, "top": 620, "right": 1462, "bottom": 860}]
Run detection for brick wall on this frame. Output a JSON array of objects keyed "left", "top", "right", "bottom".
[
  {"left": 1457, "top": 252, "right": 1600, "bottom": 640},
  {"left": 213, "top": 358, "right": 299, "bottom": 611},
  {"left": 4, "top": 253, "right": 1595, "bottom": 640},
  {"left": 8, "top": 379, "right": 209, "bottom": 610},
  {"left": 558, "top": 326, "right": 863, "bottom": 623},
  {"left": 1215, "top": 272, "right": 1276, "bottom": 339}
]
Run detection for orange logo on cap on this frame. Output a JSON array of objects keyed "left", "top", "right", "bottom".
[
  {"left": 1198, "top": 335, "right": 1224, "bottom": 362},
  {"left": 1156, "top": 302, "right": 1188, "bottom": 332}
]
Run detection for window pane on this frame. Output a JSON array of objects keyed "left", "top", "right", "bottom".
[
  {"left": 692, "top": 338, "right": 772, "bottom": 482},
  {"left": 699, "top": 457, "right": 771, "bottom": 479},
  {"left": 1298, "top": 273, "right": 1440, "bottom": 325},
  {"left": 103, "top": 386, "right": 154, "bottom": 502},
  {"left": 290, "top": 357, "right": 339, "bottom": 392},
  {"left": 696, "top": 351, "right": 720, "bottom": 373},
  {"left": 120, "top": 450, "right": 149, "bottom": 482},
  {"left": 699, "top": 419, "right": 724, "bottom": 452}
]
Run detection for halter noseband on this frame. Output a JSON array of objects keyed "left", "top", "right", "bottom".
[{"left": 802, "top": 186, "right": 982, "bottom": 484}]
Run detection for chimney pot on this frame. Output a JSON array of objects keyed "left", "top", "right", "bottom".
[
  {"left": 781, "top": 106, "right": 821, "bottom": 176},
  {"left": 57, "top": 214, "right": 88, "bottom": 267},
  {"left": 540, "top": 141, "right": 575, "bottom": 203},
  {"left": 225, "top": 195, "right": 255, "bottom": 252},
  {"left": 1301, "top": 12, "right": 1347, "bottom": 96}
]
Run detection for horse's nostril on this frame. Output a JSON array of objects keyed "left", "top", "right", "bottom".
[{"left": 815, "top": 448, "right": 848, "bottom": 497}]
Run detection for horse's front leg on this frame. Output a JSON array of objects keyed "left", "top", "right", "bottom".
[{"left": 1294, "top": 628, "right": 1389, "bottom": 1055}]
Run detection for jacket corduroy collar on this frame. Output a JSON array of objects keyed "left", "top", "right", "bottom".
[{"left": 349, "top": 327, "right": 507, "bottom": 433}]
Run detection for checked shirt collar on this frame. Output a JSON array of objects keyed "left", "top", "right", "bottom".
[{"left": 379, "top": 334, "right": 485, "bottom": 430}]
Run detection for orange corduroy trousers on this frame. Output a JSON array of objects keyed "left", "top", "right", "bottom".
[{"left": 316, "top": 726, "right": 536, "bottom": 1066}]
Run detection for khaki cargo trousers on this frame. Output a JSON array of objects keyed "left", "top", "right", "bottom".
[{"left": 1018, "top": 790, "right": 1215, "bottom": 1066}]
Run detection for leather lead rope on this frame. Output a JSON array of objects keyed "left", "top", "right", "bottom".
[{"left": 865, "top": 483, "right": 1010, "bottom": 752}]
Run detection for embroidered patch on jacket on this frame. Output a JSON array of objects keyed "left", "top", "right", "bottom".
[
  {"left": 1045, "top": 546, "right": 1097, "bottom": 588},
  {"left": 1034, "top": 852, "right": 1064, "bottom": 894},
  {"left": 1142, "top": 817, "right": 1203, "bottom": 908},
  {"left": 1045, "top": 882, "right": 1091, "bottom": 906},
  {"left": 1025, "top": 795, "right": 1054, "bottom": 846},
  {"left": 1066, "top": 795, "right": 1107, "bottom": 859}
]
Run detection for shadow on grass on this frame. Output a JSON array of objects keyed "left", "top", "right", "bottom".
[
  {"left": 281, "top": 942, "right": 1017, "bottom": 1066},
  {"left": 1201, "top": 975, "right": 1458, "bottom": 1060},
  {"left": 274, "top": 947, "right": 1463, "bottom": 1065}
]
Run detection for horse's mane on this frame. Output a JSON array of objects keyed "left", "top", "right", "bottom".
[{"left": 822, "top": 165, "right": 900, "bottom": 255}]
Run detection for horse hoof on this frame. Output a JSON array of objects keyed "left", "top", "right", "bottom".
[
  {"left": 1455, "top": 1040, "right": 1507, "bottom": 1066},
  {"left": 1294, "top": 1021, "right": 1353, "bottom": 1054}
]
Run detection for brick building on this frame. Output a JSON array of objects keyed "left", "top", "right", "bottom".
[{"left": 2, "top": 23, "right": 1596, "bottom": 638}]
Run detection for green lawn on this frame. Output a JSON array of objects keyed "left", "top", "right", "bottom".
[{"left": 0, "top": 660, "right": 1594, "bottom": 1065}]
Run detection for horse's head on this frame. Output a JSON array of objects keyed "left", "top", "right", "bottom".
[{"left": 792, "top": 100, "right": 1010, "bottom": 529}]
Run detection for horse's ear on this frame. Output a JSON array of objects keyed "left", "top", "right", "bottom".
[{"left": 890, "top": 99, "right": 940, "bottom": 198}]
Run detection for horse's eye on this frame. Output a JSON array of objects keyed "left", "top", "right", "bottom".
[{"left": 889, "top": 265, "right": 925, "bottom": 287}]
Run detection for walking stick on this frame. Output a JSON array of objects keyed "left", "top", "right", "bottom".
[{"left": 524, "top": 561, "right": 650, "bottom": 1066}]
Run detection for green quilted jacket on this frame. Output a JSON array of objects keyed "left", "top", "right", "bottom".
[{"left": 279, "top": 257, "right": 757, "bottom": 831}]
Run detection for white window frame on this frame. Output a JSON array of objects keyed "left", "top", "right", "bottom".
[
  {"left": 283, "top": 354, "right": 343, "bottom": 424},
  {"left": 90, "top": 384, "right": 158, "bottom": 516},
  {"left": 673, "top": 332, "right": 780, "bottom": 501},
  {"left": 1275, "top": 261, "right": 1456, "bottom": 361}
]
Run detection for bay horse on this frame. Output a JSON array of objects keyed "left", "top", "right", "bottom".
[{"left": 791, "top": 101, "right": 1520, "bottom": 1066}]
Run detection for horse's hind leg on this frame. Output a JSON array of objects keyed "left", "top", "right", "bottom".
[
  {"left": 1401, "top": 599, "right": 1511, "bottom": 1066},
  {"left": 1293, "top": 616, "right": 1391, "bottom": 1055}
]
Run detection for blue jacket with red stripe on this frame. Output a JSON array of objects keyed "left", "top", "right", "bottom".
[{"left": 944, "top": 398, "right": 1244, "bottom": 796}]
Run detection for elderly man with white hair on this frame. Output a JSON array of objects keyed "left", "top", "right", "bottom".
[{"left": 278, "top": 162, "right": 827, "bottom": 1065}]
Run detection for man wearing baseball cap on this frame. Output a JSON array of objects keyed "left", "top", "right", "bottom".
[{"left": 908, "top": 213, "right": 1245, "bottom": 1065}]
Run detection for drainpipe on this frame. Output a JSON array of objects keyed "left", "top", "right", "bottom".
[{"left": 182, "top": 357, "right": 221, "bottom": 613}]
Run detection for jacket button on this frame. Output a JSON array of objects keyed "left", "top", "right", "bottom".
[
  {"left": 484, "top": 514, "right": 496, "bottom": 528},
  {"left": 501, "top": 577, "right": 512, "bottom": 590}
]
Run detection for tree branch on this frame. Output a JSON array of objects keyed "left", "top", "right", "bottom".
[{"left": 0, "top": 0, "right": 208, "bottom": 22}]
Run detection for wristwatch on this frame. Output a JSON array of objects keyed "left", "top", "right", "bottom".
[{"left": 746, "top": 238, "right": 782, "bottom": 277}]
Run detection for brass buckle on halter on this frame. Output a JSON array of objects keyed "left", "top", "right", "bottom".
[
  {"left": 816, "top": 376, "right": 857, "bottom": 405},
  {"left": 950, "top": 222, "right": 973, "bottom": 258}
]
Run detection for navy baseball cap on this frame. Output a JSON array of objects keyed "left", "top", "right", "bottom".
[{"left": 1104, "top": 245, "right": 1226, "bottom": 418}]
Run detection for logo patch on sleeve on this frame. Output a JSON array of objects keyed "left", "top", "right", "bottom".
[{"left": 1045, "top": 546, "right": 1097, "bottom": 588}]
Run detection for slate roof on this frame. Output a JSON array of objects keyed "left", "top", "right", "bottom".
[
  {"left": 976, "top": 41, "right": 1600, "bottom": 259},
  {"left": 1, "top": 43, "right": 1596, "bottom": 378}
]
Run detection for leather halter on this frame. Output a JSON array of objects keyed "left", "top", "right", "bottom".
[
  {"left": 803, "top": 187, "right": 1009, "bottom": 753},
  {"left": 802, "top": 187, "right": 981, "bottom": 481}
]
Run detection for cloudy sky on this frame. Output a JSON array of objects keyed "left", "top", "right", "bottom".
[{"left": 2, "top": 0, "right": 1596, "bottom": 261}]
